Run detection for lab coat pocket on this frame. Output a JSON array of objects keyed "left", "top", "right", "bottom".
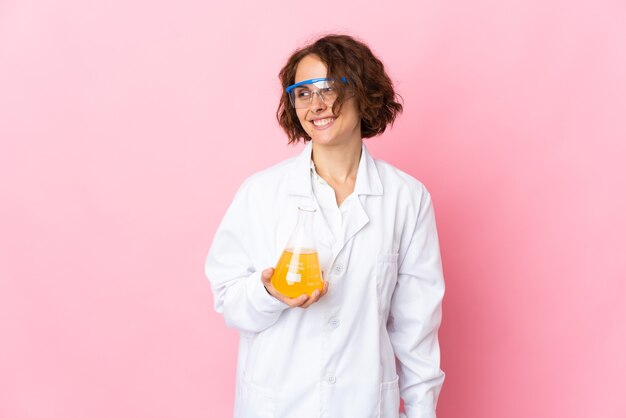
[
  {"left": 240, "top": 371, "right": 276, "bottom": 418},
  {"left": 378, "top": 375, "right": 400, "bottom": 418},
  {"left": 376, "top": 253, "right": 399, "bottom": 317}
]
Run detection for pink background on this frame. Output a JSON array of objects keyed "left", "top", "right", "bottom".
[{"left": 1, "top": 0, "right": 625, "bottom": 417}]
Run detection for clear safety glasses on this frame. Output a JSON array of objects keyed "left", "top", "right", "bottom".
[{"left": 286, "top": 77, "right": 352, "bottom": 109}]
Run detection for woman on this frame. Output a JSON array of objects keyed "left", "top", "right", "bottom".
[{"left": 205, "top": 34, "right": 445, "bottom": 418}]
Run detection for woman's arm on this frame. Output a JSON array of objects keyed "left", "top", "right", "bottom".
[
  {"left": 205, "top": 180, "right": 289, "bottom": 333},
  {"left": 388, "top": 190, "right": 446, "bottom": 418}
]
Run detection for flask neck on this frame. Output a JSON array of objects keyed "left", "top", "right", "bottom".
[
  {"left": 297, "top": 207, "right": 315, "bottom": 228},
  {"left": 287, "top": 207, "right": 317, "bottom": 252}
]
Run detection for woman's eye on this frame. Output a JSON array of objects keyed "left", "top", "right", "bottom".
[{"left": 295, "top": 90, "right": 311, "bottom": 99}]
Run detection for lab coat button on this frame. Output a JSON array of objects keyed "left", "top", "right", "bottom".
[
  {"left": 326, "top": 375, "right": 336, "bottom": 384},
  {"left": 333, "top": 264, "right": 344, "bottom": 275},
  {"left": 328, "top": 317, "right": 340, "bottom": 329}
]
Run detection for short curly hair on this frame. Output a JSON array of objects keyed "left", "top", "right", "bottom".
[{"left": 277, "top": 34, "right": 403, "bottom": 144}]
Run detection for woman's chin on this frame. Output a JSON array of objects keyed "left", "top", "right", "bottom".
[{"left": 308, "top": 132, "right": 335, "bottom": 145}]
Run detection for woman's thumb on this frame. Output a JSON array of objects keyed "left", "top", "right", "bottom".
[{"left": 261, "top": 267, "right": 274, "bottom": 283}]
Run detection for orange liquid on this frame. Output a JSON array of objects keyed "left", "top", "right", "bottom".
[{"left": 271, "top": 248, "right": 323, "bottom": 298}]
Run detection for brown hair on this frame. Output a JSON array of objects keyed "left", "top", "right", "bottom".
[{"left": 277, "top": 34, "right": 403, "bottom": 144}]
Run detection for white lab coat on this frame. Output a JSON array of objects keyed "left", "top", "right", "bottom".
[{"left": 205, "top": 142, "right": 445, "bottom": 418}]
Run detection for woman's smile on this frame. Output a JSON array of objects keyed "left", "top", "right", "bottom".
[{"left": 310, "top": 117, "right": 336, "bottom": 129}]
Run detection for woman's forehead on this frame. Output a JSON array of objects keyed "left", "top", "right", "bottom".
[{"left": 294, "top": 54, "right": 327, "bottom": 84}]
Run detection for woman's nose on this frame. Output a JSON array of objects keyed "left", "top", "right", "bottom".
[{"left": 310, "top": 91, "right": 327, "bottom": 112}]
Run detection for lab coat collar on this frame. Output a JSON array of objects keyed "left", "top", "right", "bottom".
[{"left": 285, "top": 141, "right": 383, "bottom": 196}]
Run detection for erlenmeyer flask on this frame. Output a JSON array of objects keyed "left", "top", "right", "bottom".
[{"left": 271, "top": 207, "right": 324, "bottom": 298}]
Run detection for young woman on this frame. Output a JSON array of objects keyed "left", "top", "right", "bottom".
[{"left": 205, "top": 34, "right": 445, "bottom": 418}]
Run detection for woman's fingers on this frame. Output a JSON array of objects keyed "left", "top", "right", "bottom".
[
  {"left": 287, "top": 294, "right": 309, "bottom": 308},
  {"left": 321, "top": 280, "right": 329, "bottom": 296},
  {"left": 300, "top": 289, "right": 320, "bottom": 308},
  {"left": 301, "top": 281, "right": 328, "bottom": 308}
]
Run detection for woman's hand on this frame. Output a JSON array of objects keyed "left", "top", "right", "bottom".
[{"left": 260, "top": 267, "right": 328, "bottom": 308}]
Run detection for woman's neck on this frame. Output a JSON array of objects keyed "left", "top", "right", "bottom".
[{"left": 311, "top": 139, "right": 362, "bottom": 184}]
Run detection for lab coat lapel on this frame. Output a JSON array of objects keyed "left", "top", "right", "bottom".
[
  {"left": 356, "top": 143, "right": 384, "bottom": 197},
  {"left": 339, "top": 197, "right": 369, "bottom": 252},
  {"left": 332, "top": 144, "right": 383, "bottom": 257}
]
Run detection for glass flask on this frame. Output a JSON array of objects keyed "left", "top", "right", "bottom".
[{"left": 271, "top": 207, "right": 324, "bottom": 298}]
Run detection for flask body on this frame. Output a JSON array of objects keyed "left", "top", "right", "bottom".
[
  {"left": 272, "top": 248, "right": 323, "bottom": 297},
  {"left": 270, "top": 208, "right": 324, "bottom": 297}
]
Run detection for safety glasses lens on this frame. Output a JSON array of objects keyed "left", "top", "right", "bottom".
[{"left": 288, "top": 80, "right": 339, "bottom": 109}]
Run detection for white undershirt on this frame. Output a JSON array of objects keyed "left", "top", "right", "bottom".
[{"left": 310, "top": 160, "right": 355, "bottom": 246}]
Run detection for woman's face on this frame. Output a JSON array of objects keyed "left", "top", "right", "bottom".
[{"left": 293, "top": 54, "right": 361, "bottom": 147}]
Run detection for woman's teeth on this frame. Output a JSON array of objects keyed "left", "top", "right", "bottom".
[{"left": 313, "top": 118, "right": 334, "bottom": 127}]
